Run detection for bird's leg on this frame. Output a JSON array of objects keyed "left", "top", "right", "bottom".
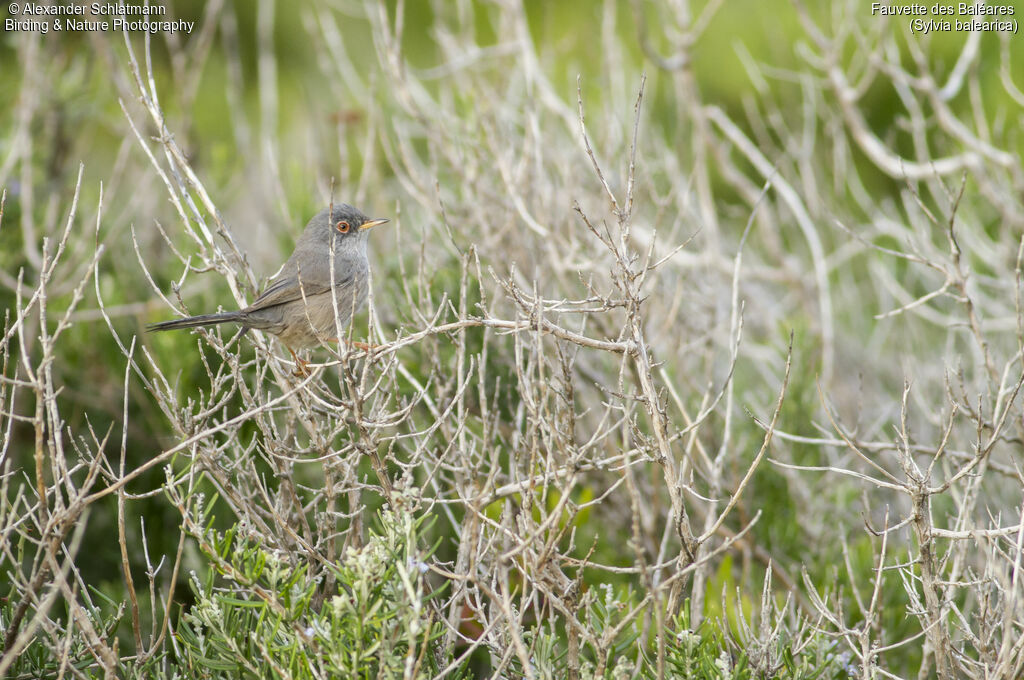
[{"left": 288, "top": 346, "right": 310, "bottom": 376}]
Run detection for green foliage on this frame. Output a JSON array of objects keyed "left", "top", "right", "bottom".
[
  {"left": 0, "top": 593, "right": 121, "bottom": 679},
  {"left": 655, "top": 613, "right": 855, "bottom": 680},
  {"left": 176, "top": 511, "right": 465, "bottom": 680},
  {"left": 0, "top": 519, "right": 858, "bottom": 680}
]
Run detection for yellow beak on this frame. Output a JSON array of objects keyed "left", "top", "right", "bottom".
[{"left": 360, "top": 218, "right": 390, "bottom": 230}]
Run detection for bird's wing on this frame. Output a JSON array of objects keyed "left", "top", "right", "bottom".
[{"left": 246, "top": 273, "right": 353, "bottom": 312}]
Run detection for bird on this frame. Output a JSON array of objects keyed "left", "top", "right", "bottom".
[{"left": 148, "top": 204, "right": 388, "bottom": 372}]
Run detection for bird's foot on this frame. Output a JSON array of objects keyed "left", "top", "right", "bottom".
[{"left": 288, "top": 348, "right": 311, "bottom": 377}]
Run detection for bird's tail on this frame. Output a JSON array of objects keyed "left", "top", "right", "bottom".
[{"left": 147, "top": 312, "right": 242, "bottom": 332}]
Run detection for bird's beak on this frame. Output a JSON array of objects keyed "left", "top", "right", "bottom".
[{"left": 360, "top": 218, "right": 390, "bottom": 230}]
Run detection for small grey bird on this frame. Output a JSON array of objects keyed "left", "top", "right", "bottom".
[{"left": 148, "top": 204, "right": 388, "bottom": 369}]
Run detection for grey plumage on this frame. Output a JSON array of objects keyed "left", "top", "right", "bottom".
[{"left": 148, "top": 204, "right": 388, "bottom": 351}]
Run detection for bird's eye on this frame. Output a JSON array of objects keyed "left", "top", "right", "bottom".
[{"left": 335, "top": 220, "right": 351, "bottom": 233}]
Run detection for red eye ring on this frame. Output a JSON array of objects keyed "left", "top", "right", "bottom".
[{"left": 335, "top": 220, "right": 351, "bottom": 233}]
